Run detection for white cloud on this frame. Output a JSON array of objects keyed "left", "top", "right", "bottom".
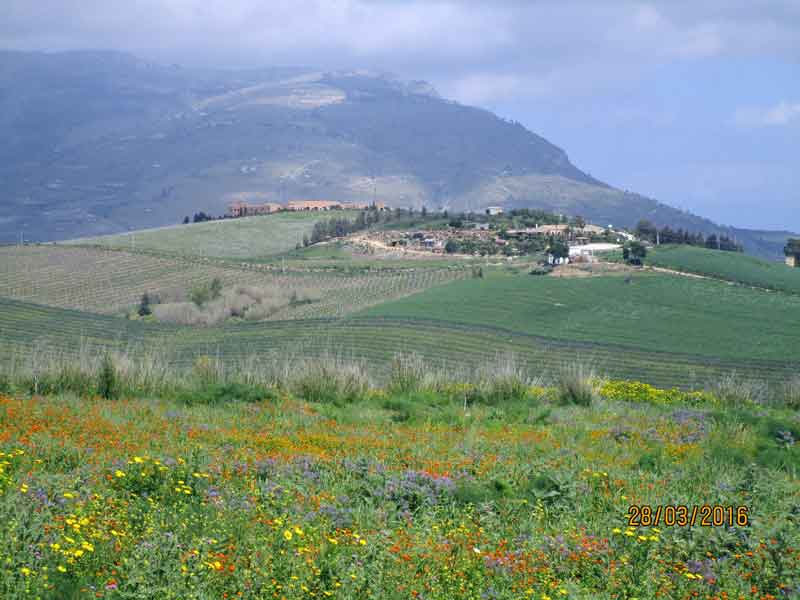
[{"left": 735, "top": 101, "right": 800, "bottom": 127}]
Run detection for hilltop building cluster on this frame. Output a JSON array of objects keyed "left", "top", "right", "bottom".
[{"left": 227, "top": 199, "right": 386, "bottom": 217}]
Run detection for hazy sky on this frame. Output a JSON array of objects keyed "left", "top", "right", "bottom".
[{"left": 2, "top": 0, "right": 798, "bottom": 231}]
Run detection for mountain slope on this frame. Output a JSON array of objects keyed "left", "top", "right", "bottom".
[{"left": 0, "top": 50, "right": 790, "bottom": 257}]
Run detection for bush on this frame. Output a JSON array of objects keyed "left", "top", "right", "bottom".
[
  {"left": 600, "top": 379, "right": 718, "bottom": 407},
  {"left": 137, "top": 292, "right": 152, "bottom": 317},
  {"left": 176, "top": 382, "right": 275, "bottom": 406},
  {"left": 556, "top": 364, "right": 597, "bottom": 406},
  {"left": 0, "top": 374, "right": 11, "bottom": 394},
  {"left": 98, "top": 354, "right": 118, "bottom": 400}
]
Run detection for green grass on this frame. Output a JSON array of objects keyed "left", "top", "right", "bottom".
[
  {"left": 1, "top": 296, "right": 795, "bottom": 389},
  {"left": 645, "top": 245, "right": 800, "bottom": 293},
  {"left": 359, "top": 270, "right": 800, "bottom": 362},
  {"left": 63, "top": 211, "right": 354, "bottom": 260}
]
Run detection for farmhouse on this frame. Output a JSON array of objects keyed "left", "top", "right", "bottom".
[
  {"left": 287, "top": 200, "right": 343, "bottom": 211},
  {"left": 227, "top": 201, "right": 282, "bottom": 217}
]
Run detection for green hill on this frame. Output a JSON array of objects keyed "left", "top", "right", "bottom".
[
  {"left": 64, "top": 211, "right": 342, "bottom": 260},
  {"left": 0, "top": 296, "right": 795, "bottom": 389},
  {"left": 2, "top": 49, "right": 784, "bottom": 258},
  {"left": 646, "top": 245, "right": 800, "bottom": 294},
  {"left": 358, "top": 270, "right": 800, "bottom": 362}
]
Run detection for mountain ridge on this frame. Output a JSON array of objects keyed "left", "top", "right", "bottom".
[{"left": 0, "top": 49, "right": 792, "bottom": 258}]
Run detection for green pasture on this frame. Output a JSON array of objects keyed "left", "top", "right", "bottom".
[
  {"left": 1, "top": 296, "right": 795, "bottom": 389},
  {"left": 359, "top": 270, "right": 800, "bottom": 362},
  {"left": 645, "top": 245, "right": 800, "bottom": 294},
  {"left": 63, "top": 211, "right": 351, "bottom": 260}
]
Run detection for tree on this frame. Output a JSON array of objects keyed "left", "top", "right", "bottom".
[
  {"left": 572, "top": 215, "right": 586, "bottom": 229},
  {"left": 209, "top": 277, "right": 223, "bottom": 301},
  {"left": 785, "top": 238, "right": 800, "bottom": 257},
  {"left": 547, "top": 236, "right": 569, "bottom": 262},
  {"left": 623, "top": 241, "right": 647, "bottom": 266},
  {"left": 137, "top": 292, "right": 152, "bottom": 317},
  {"left": 183, "top": 216, "right": 190, "bottom": 224},
  {"left": 191, "top": 284, "right": 211, "bottom": 307},
  {"left": 635, "top": 220, "right": 657, "bottom": 243},
  {"left": 97, "top": 354, "right": 118, "bottom": 400},
  {"left": 444, "top": 239, "right": 461, "bottom": 254}
]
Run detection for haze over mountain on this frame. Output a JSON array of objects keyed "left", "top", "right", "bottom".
[{"left": 0, "top": 50, "right": 792, "bottom": 257}]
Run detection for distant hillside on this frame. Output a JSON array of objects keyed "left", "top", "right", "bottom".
[
  {"left": 645, "top": 245, "right": 800, "bottom": 294},
  {"left": 0, "top": 49, "right": 791, "bottom": 258}
]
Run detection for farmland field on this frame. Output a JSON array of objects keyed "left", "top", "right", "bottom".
[
  {"left": 359, "top": 271, "right": 800, "bottom": 361},
  {"left": 1, "top": 296, "right": 796, "bottom": 389},
  {"left": 645, "top": 245, "right": 800, "bottom": 294},
  {"left": 63, "top": 211, "right": 353, "bottom": 260},
  {"left": 0, "top": 384, "right": 797, "bottom": 599},
  {"left": 0, "top": 246, "right": 468, "bottom": 318}
]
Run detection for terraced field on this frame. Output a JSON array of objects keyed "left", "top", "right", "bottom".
[
  {"left": 0, "top": 246, "right": 467, "bottom": 317},
  {"left": 63, "top": 211, "right": 350, "bottom": 259},
  {"left": 1, "top": 297, "right": 795, "bottom": 388},
  {"left": 360, "top": 271, "right": 800, "bottom": 362},
  {"left": 646, "top": 245, "right": 800, "bottom": 293}
]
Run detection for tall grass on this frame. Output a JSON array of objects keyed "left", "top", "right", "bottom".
[
  {"left": 555, "top": 363, "right": 598, "bottom": 406},
  {"left": 2, "top": 346, "right": 798, "bottom": 411}
]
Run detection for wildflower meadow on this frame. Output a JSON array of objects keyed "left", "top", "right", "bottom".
[{"left": 0, "top": 366, "right": 798, "bottom": 599}]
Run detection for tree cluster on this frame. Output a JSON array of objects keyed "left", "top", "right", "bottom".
[
  {"left": 784, "top": 238, "right": 800, "bottom": 257},
  {"left": 307, "top": 208, "right": 386, "bottom": 245},
  {"left": 635, "top": 220, "right": 742, "bottom": 252},
  {"left": 182, "top": 212, "right": 216, "bottom": 224}
]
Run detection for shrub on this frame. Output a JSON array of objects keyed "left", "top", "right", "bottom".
[
  {"left": 98, "top": 355, "right": 119, "bottom": 400},
  {"left": 176, "top": 382, "right": 275, "bottom": 406},
  {"left": 137, "top": 292, "right": 153, "bottom": 317},
  {"left": 556, "top": 364, "right": 597, "bottom": 406},
  {"left": 600, "top": 379, "right": 718, "bottom": 407},
  {"left": 0, "top": 374, "right": 10, "bottom": 394}
]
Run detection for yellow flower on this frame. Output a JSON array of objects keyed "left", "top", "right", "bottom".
[
  {"left": 19, "top": 483, "right": 28, "bottom": 493},
  {"left": 57, "top": 566, "right": 67, "bottom": 573},
  {"left": 20, "top": 567, "right": 31, "bottom": 576},
  {"left": 50, "top": 543, "right": 61, "bottom": 551},
  {"left": 294, "top": 526, "right": 304, "bottom": 536},
  {"left": 359, "top": 539, "right": 366, "bottom": 546},
  {"left": 327, "top": 537, "right": 338, "bottom": 545},
  {"left": 114, "top": 470, "right": 126, "bottom": 478},
  {"left": 63, "top": 492, "right": 74, "bottom": 499},
  {"left": 612, "top": 528, "right": 622, "bottom": 534},
  {"left": 283, "top": 530, "right": 293, "bottom": 541}
]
